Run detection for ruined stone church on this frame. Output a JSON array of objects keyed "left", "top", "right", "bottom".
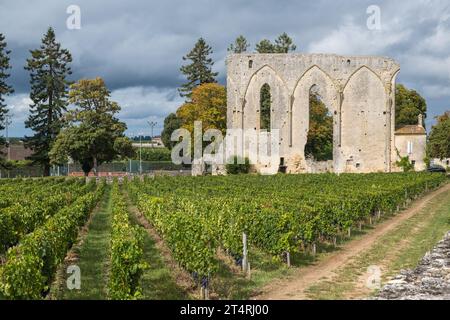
[{"left": 225, "top": 53, "right": 426, "bottom": 174}]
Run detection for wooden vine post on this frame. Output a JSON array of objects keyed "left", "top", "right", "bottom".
[{"left": 242, "top": 232, "right": 248, "bottom": 274}]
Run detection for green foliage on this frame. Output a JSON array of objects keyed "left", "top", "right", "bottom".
[
  {"left": 305, "top": 93, "right": 333, "bottom": 161},
  {"left": 0, "top": 181, "right": 104, "bottom": 299},
  {"left": 255, "top": 39, "right": 275, "bottom": 53},
  {"left": 260, "top": 84, "right": 271, "bottom": 131},
  {"left": 24, "top": 27, "right": 72, "bottom": 176},
  {"left": 127, "top": 179, "right": 218, "bottom": 278},
  {"left": 135, "top": 148, "right": 171, "bottom": 161},
  {"left": 126, "top": 172, "right": 446, "bottom": 280},
  {"left": 255, "top": 33, "right": 297, "bottom": 54},
  {"left": 395, "top": 84, "right": 427, "bottom": 129},
  {"left": 0, "top": 33, "right": 13, "bottom": 163},
  {"left": 179, "top": 38, "right": 218, "bottom": 99},
  {"left": 176, "top": 83, "right": 227, "bottom": 134},
  {"left": 161, "top": 113, "right": 182, "bottom": 150},
  {"left": 109, "top": 182, "right": 146, "bottom": 300},
  {"left": 49, "top": 78, "right": 133, "bottom": 175},
  {"left": 228, "top": 35, "right": 250, "bottom": 53},
  {"left": 427, "top": 111, "right": 450, "bottom": 160},
  {"left": 396, "top": 155, "right": 415, "bottom": 172},
  {"left": 226, "top": 156, "right": 250, "bottom": 174},
  {"left": 423, "top": 154, "right": 431, "bottom": 168},
  {"left": 0, "top": 178, "right": 94, "bottom": 253},
  {"left": 274, "top": 32, "right": 297, "bottom": 53}
]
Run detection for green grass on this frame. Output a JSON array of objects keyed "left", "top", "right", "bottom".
[
  {"left": 127, "top": 214, "right": 189, "bottom": 300},
  {"left": 124, "top": 189, "right": 189, "bottom": 300},
  {"left": 386, "top": 192, "right": 450, "bottom": 279},
  {"left": 208, "top": 217, "right": 384, "bottom": 299},
  {"left": 53, "top": 186, "right": 113, "bottom": 299},
  {"left": 210, "top": 246, "right": 296, "bottom": 299},
  {"left": 305, "top": 187, "right": 450, "bottom": 300}
]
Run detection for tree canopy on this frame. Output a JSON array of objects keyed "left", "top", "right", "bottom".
[
  {"left": 255, "top": 33, "right": 297, "bottom": 53},
  {"left": 24, "top": 27, "right": 72, "bottom": 176},
  {"left": 395, "top": 84, "right": 427, "bottom": 128},
  {"left": 304, "top": 93, "right": 333, "bottom": 161},
  {"left": 176, "top": 83, "right": 227, "bottom": 135},
  {"left": 427, "top": 111, "right": 450, "bottom": 160},
  {"left": 50, "top": 78, "right": 134, "bottom": 175},
  {"left": 161, "top": 113, "right": 182, "bottom": 150},
  {"left": 0, "top": 33, "right": 13, "bottom": 167},
  {"left": 228, "top": 35, "right": 250, "bottom": 53},
  {"left": 178, "top": 38, "right": 218, "bottom": 99}
]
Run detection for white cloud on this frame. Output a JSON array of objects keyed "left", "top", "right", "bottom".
[
  {"left": 2, "top": 94, "right": 32, "bottom": 137},
  {"left": 2, "top": 0, "right": 450, "bottom": 133},
  {"left": 307, "top": 14, "right": 412, "bottom": 55},
  {"left": 112, "top": 86, "right": 184, "bottom": 136}
]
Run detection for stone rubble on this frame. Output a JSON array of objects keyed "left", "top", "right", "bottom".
[{"left": 376, "top": 231, "right": 450, "bottom": 300}]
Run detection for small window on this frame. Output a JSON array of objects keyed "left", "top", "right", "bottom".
[
  {"left": 411, "top": 160, "right": 416, "bottom": 167},
  {"left": 356, "top": 163, "right": 361, "bottom": 169},
  {"left": 249, "top": 60, "right": 253, "bottom": 68},
  {"left": 407, "top": 141, "right": 413, "bottom": 154}
]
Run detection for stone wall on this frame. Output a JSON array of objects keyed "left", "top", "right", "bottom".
[
  {"left": 226, "top": 53, "right": 400, "bottom": 174},
  {"left": 376, "top": 232, "right": 450, "bottom": 300}
]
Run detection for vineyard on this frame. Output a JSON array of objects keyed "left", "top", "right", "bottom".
[{"left": 0, "top": 172, "right": 447, "bottom": 300}]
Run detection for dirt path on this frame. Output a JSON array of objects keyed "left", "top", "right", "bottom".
[{"left": 254, "top": 183, "right": 450, "bottom": 300}]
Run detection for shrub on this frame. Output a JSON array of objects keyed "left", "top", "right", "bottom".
[
  {"left": 226, "top": 156, "right": 250, "bottom": 175},
  {"left": 136, "top": 148, "right": 172, "bottom": 161}
]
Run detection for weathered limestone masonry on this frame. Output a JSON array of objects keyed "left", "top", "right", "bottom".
[
  {"left": 226, "top": 54, "right": 401, "bottom": 174},
  {"left": 376, "top": 231, "right": 450, "bottom": 300}
]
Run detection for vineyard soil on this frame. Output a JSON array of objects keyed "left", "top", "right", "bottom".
[{"left": 254, "top": 183, "right": 450, "bottom": 300}]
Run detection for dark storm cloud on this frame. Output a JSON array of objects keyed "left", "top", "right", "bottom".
[{"left": 1, "top": 0, "right": 449, "bottom": 135}]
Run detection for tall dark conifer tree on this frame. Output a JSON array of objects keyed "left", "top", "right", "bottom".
[
  {"left": 178, "top": 38, "right": 218, "bottom": 99},
  {"left": 24, "top": 27, "right": 72, "bottom": 176},
  {"left": 0, "top": 33, "right": 14, "bottom": 164},
  {"left": 228, "top": 35, "right": 250, "bottom": 53}
]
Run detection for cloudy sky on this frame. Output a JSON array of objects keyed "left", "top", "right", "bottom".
[{"left": 0, "top": 0, "right": 449, "bottom": 137}]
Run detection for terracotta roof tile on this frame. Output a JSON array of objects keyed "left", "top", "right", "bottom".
[{"left": 395, "top": 125, "right": 426, "bottom": 135}]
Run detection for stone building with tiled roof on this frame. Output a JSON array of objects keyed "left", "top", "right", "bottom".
[{"left": 394, "top": 114, "right": 427, "bottom": 171}]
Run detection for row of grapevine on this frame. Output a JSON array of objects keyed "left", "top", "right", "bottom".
[
  {"left": 127, "top": 173, "right": 447, "bottom": 279},
  {"left": 108, "top": 182, "right": 146, "bottom": 299},
  {"left": 0, "top": 179, "right": 96, "bottom": 253},
  {"left": 0, "top": 177, "right": 67, "bottom": 209},
  {"left": 0, "top": 181, "right": 105, "bottom": 299}
]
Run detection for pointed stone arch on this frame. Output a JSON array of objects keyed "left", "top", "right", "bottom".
[
  {"left": 242, "top": 65, "right": 290, "bottom": 167},
  {"left": 344, "top": 65, "right": 383, "bottom": 91},
  {"left": 243, "top": 66, "right": 289, "bottom": 135},
  {"left": 291, "top": 65, "right": 339, "bottom": 161},
  {"left": 341, "top": 65, "right": 388, "bottom": 172}
]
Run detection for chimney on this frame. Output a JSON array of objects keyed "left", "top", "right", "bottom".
[{"left": 418, "top": 114, "right": 423, "bottom": 127}]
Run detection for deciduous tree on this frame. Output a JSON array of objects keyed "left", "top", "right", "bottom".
[
  {"left": 176, "top": 83, "right": 227, "bottom": 134},
  {"left": 50, "top": 78, "right": 134, "bottom": 176},
  {"left": 427, "top": 111, "right": 450, "bottom": 160},
  {"left": 161, "top": 113, "right": 182, "bottom": 150},
  {"left": 304, "top": 93, "right": 333, "bottom": 161},
  {"left": 395, "top": 84, "right": 427, "bottom": 128}
]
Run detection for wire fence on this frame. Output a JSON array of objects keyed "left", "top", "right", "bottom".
[{"left": 0, "top": 160, "right": 191, "bottom": 178}]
